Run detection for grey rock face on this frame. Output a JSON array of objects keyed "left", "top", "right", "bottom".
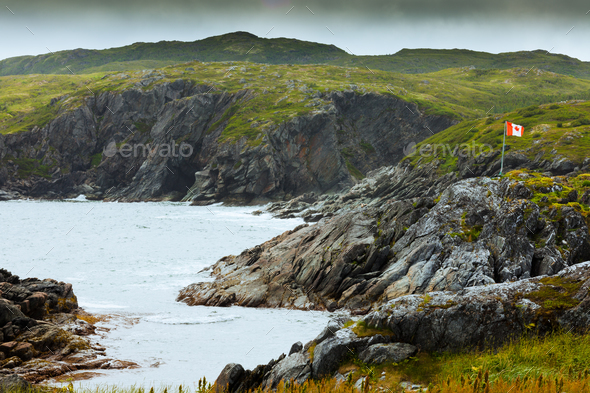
[
  {"left": 0, "top": 85, "right": 454, "bottom": 203},
  {"left": 362, "top": 262, "right": 590, "bottom": 352},
  {"left": 262, "top": 352, "right": 310, "bottom": 389},
  {"left": 178, "top": 176, "right": 590, "bottom": 313},
  {"left": 311, "top": 328, "right": 368, "bottom": 378},
  {"left": 358, "top": 343, "right": 417, "bottom": 364}
]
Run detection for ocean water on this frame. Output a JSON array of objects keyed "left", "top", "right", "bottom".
[{"left": 0, "top": 199, "right": 332, "bottom": 387}]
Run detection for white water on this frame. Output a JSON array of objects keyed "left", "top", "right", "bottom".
[{"left": 0, "top": 199, "right": 332, "bottom": 387}]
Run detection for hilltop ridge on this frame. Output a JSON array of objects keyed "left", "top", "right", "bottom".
[{"left": 2, "top": 32, "right": 590, "bottom": 79}]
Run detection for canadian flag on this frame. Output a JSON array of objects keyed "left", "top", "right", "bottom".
[{"left": 506, "top": 121, "right": 524, "bottom": 137}]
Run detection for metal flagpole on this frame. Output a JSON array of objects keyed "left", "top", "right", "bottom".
[{"left": 499, "top": 121, "right": 507, "bottom": 176}]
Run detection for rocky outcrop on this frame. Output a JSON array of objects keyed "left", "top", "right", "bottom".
[
  {"left": 178, "top": 175, "right": 590, "bottom": 313},
  {"left": 268, "top": 154, "right": 590, "bottom": 223},
  {"left": 0, "top": 269, "right": 136, "bottom": 382},
  {"left": 213, "top": 262, "right": 590, "bottom": 391},
  {"left": 357, "top": 342, "right": 417, "bottom": 365},
  {"left": 0, "top": 81, "right": 454, "bottom": 203},
  {"left": 362, "top": 261, "right": 590, "bottom": 351},
  {"left": 266, "top": 160, "right": 459, "bottom": 221},
  {"left": 214, "top": 363, "right": 245, "bottom": 393}
]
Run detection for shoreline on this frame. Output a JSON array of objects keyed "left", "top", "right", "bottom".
[{"left": 0, "top": 270, "right": 138, "bottom": 384}]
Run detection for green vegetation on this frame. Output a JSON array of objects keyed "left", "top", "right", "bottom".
[
  {"left": 308, "top": 342, "right": 317, "bottom": 362},
  {"left": 90, "top": 153, "right": 102, "bottom": 167},
  {"left": 360, "top": 140, "right": 376, "bottom": 154},
  {"left": 134, "top": 120, "right": 154, "bottom": 134},
  {"left": 325, "top": 329, "right": 590, "bottom": 393},
  {"left": 503, "top": 171, "right": 590, "bottom": 231},
  {"left": 3, "top": 33, "right": 590, "bottom": 81},
  {"left": 524, "top": 276, "right": 583, "bottom": 310},
  {"left": 406, "top": 101, "right": 590, "bottom": 174},
  {"left": 460, "top": 219, "right": 483, "bottom": 243},
  {"left": 0, "top": 74, "right": 87, "bottom": 134},
  {"left": 0, "top": 32, "right": 347, "bottom": 76},
  {"left": 0, "top": 156, "right": 52, "bottom": 179},
  {"left": 5, "top": 60, "right": 590, "bottom": 142},
  {"left": 350, "top": 320, "right": 395, "bottom": 338},
  {"left": 345, "top": 159, "right": 365, "bottom": 180}
]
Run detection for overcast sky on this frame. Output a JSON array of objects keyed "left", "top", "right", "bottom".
[{"left": 2, "top": 0, "right": 589, "bottom": 61}]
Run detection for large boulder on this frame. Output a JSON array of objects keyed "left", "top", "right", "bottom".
[
  {"left": 0, "top": 374, "right": 30, "bottom": 391},
  {"left": 262, "top": 352, "right": 311, "bottom": 389},
  {"left": 549, "top": 158, "right": 576, "bottom": 175},
  {"left": 311, "top": 328, "right": 368, "bottom": 378},
  {"left": 358, "top": 343, "right": 417, "bottom": 364},
  {"left": 288, "top": 341, "right": 303, "bottom": 356},
  {"left": 214, "top": 363, "right": 245, "bottom": 393},
  {"left": 9, "top": 342, "right": 34, "bottom": 361}
]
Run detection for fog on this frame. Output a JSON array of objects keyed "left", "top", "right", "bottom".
[{"left": 2, "top": 0, "right": 589, "bottom": 60}]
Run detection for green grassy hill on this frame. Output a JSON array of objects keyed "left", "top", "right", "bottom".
[
  {"left": 0, "top": 32, "right": 347, "bottom": 76},
  {"left": 406, "top": 100, "right": 590, "bottom": 173},
  {"left": 2, "top": 61, "right": 590, "bottom": 138},
  {"left": 2, "top": 32, "right": 590, "bottom": 80},
  {"left": 347, "top": 49, "right": 590, "bottom": 80}
]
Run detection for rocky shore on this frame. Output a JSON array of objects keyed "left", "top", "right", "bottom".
[
  {"left": 0, "top": 269, "right": 136, "bottom": 383},
  {"left": 177, "top": 171, "right": 590, "bottom": 313},
  {"left": 174, "top": 155, "right": 590, "bottom": 391},
  {"left": 212, "top": 262, "right": 590, "bottom": 392}
]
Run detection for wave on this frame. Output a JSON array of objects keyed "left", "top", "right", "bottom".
[
  {"left": 81, "top": 302, "right": 129, "bottom": 310},
  {"left": 144, "top": 314, "right": 240, "bottom": 325},
  {"left": 64, "top": 195, "right": 89, "bottom": 202}
]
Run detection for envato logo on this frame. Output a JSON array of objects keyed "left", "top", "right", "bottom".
[
  {"left": 403, "top": 141, "right": 493, "bottom": 158},
  {"left": 103, "top": 141, "right": 194, "bottom": 158}
]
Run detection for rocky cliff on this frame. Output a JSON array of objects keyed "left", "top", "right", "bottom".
[{"left": 0, "top": 78, "right": 454, "bottom": 203}]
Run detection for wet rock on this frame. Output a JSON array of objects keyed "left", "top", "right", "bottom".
[
  {"left": 0, "top": 190, "right": 18, "bottom": 201},
  {"left": 0, "top": 269, "right": 136, "bottom": 382},
  {"left": 0, "top": 356, "right": 21, "bottom": 369}
]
